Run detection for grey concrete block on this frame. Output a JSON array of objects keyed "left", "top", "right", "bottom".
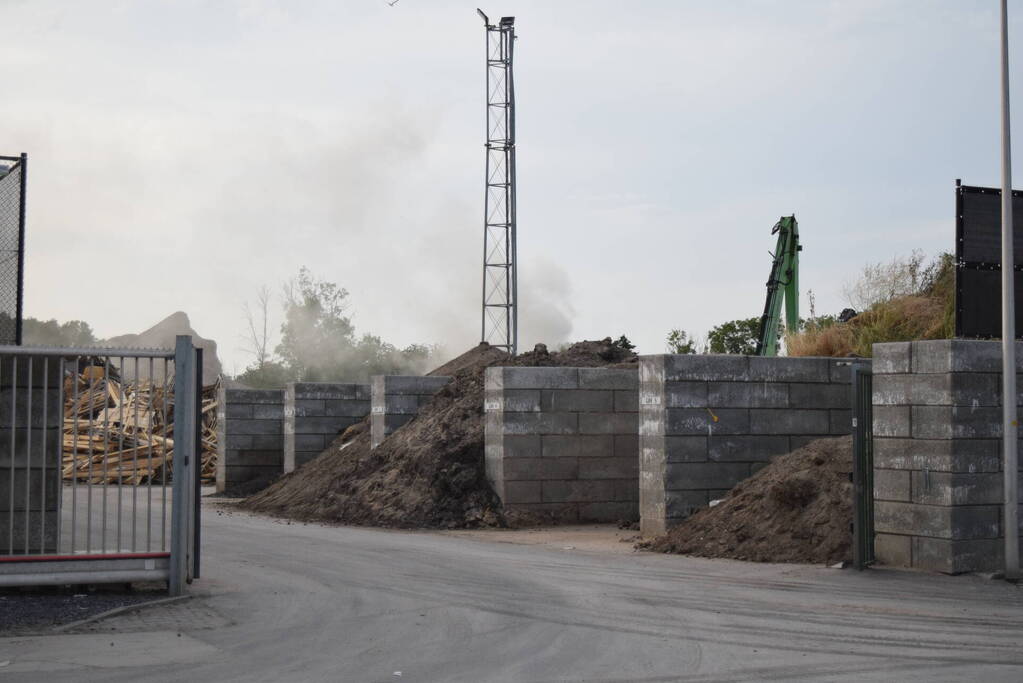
[
  {"left": 231, "top": 419, "right": 283, "bottom": 435},
  {"left": 707, "top": 435, "right": 789, "bottom": 462},
  {"left": 874, "top": 532, "right": 912, "bottom": 567},
  {"left": 384, "top": 395, "right": 420, "bottom": 415},
  {"left": 873, "top": 343, "right": 911, "bottom": 375},
  {"left": 0, "top": 469, "right": 59, "bottom": 510},
  {"left": 503, "top": 457, "right": 578, "bottom": 481},
  {"left": 829, "top": 410, "right": 852, "bottom": 435},
  {"left": 0, "top": 511, "right": 58, "bottom": 554},
  {"left": 578, "top": 412, "right": 638, "bottom": 435},
  {"left": 578, "top": 456, "right": 638, "bottom": 480},
  {"left": 578, "top": 367, "right": 638, "bottom": 390},
  {"left": 749, "top": 409, "right": 830, "bottom": 435},
  {"left": 665, "top": 489, "right": 709, "bottom": 519},
  {"left": 874, "top": 501, "right": 1000, "bottom": 539},
  {"left": 293, "top": 416, "right": 358, "bottom": 434},
  {"left": 224, "top": 433, "right": 253, "bottom": 450},
  {"left": 252, "top": 403, "right": 284, "bottom": 420},
  {"left": 501, "top": 367, "right": 579, "bottom": 390},
  {"left": 788, "top": 435, "right": 821, "bottom": 452},
  {"left": 378, "top": 375, "right": 452, "bottom": 395},
  {"left": 501, "top": 390, "right": 541, "bottom": 413},
  {"left": 664, "top": 354, "right": 749, "bottom": 382},
  {"left": 911, "top": 406, "right": 1001, "bottom": 440},
  {"left": 665, "top": 408, "right": 749, "bottom": 436},
  {"left": 249, "top": 434, "right": 284, "bottom": 450},
  {"left": 664, "top": 382, "right": 708, "bottom": 408},
  {"left": 502, "top": 435, "right": 542, "bottom": 459},
  {"left": 542, "top": 434, "right": 612, "bottom": 459},
  {"left": 578, "top": 501, "right": 637, "bottom": 522},
  {"left": 291, "top": 383, "right": 359, "bottom": 399},
  {"left": 0, "top": 356, "right": 64, "bottom": 389},
  {"left": 0, "top": 389, "right": 62, "bottom": 428},
  {"left": 226, "top": 403, "right": 253, "bottom": 419},
  {"left": 872, "top": 406, "right": 910, "bottom": 438},
  {"left": 613, "top": 478, "right": 639, "bottom": 502},
  {"left": 613, "top": 390, "right": 639, "bottom": 413},
  {"left": 234, "top": 450, "right": 284, "bottom": 468},
  {"left": 911, "top": 471, "right": 1003, "bottom": 506},
  {"left": 873, "top": 437, "right": 1001, "bottom": 473},
  {"left": 613, "top": 434, "right": 638, "bottom": 459},
  {"left": 911, "top": 536, "right": 1002, "bottom": 574},
  {"left": 748, "top": 357, "right": 829, "bottom": 383},
  {"left": 708, "top": 382, "right": 789, "bottom": 409},
  {"left": 541, "top": 389, "right": 614, "bottom": 413},
  {"left": 323, "top": 399, "right": 370, "bottom": 417},
  {"left": 542, "top": 479, "right": 615, "bottom": 503},
  {"left": 293, "top": 434, "right": 325, "bottom": 452},
  {"left": 502, "top": 412, "right": 578, "bottom": 435},
  {"left": 874, "top": 469, "right": 911, "bottom": 502},
  {"left": 0, "top": 428, "right": 61, "bottom": 469},
  {"left": 638, "top": 355, "right": 665, "bottom": 384},
  {"left": 828, "top": 359, "right": 867, "bottom": 384},
  {"left": 666, "top": 462, "right": 750, "bottom": 490},
  {"left": 225, "top": 389, "right": 284, "bottom": 404},
  {"left": 664, "top": 436, "right": 708, "bottom": 463},
  {"left": 789, "top": 383, "right": 850, "bottom": 409}
]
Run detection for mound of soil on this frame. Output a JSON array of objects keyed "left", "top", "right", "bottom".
[
  {"left": 242, "top": 339, "right": 637, "bottom": 528},
  {"left": 643, "top": 436, "right": 853, "bottom": 565}
]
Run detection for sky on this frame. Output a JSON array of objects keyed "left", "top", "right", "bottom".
[{"left": 1, "top": 0, "right": 1021, "bottom": 373}]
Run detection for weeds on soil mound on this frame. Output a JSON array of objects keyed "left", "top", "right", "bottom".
[
  {"left": 642, "top": 436, "right": 853, "bottom": 565},
  {"left": 242, "top": 339, "right": 637, "bottom": 529}
]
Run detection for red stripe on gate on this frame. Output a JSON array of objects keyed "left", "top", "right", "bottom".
[{"left": 0, "top": 552, "right": 170, "bottom": 563}]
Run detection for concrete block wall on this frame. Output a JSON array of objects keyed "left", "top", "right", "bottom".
[
  {"left": 370, "top": 376, "right": 451, "bottom": 449},
  {"left": 215, "top": 388, "right": 284, "bottom": 493},
  {"left": 0, "top": 355, "right": 62, "bottom": 553},
  {"left": 639, "top": 354, "right": 860, "bottom": 537},
  {"left": 872, "top": 340, "right": 1023, "bottom": 573},
  {"left": 284, "top": 383, "right": 370, "bottom": 471},
  {"left": 484, "top": 366, "right": 639, "bottom": 523}
]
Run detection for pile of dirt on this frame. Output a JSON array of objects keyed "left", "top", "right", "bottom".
[
  {"left": 242, "top": 338, "right": 637, "bottom": 528},
  {"left": 643, "top": 436, "right": 853, "bottom": 565}
]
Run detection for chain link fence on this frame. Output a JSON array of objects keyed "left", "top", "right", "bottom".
[{"left": 0, "top": 155, "right": 25, "bottom": 346}]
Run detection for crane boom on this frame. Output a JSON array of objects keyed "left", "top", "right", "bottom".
[{"left": 755, "top": 216, "right": 801, "bottom": 356}]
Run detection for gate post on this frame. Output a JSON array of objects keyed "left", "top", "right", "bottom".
[{"left": 169, "top": 336, "right": 196, "bottom": 596}]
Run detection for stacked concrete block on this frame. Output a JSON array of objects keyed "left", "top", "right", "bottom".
[
  {"left": 484, "top": 366, "right": 639, "bottom": 523},
  {"left": 872, "top": 340, "right": 1022, "bottom": 573},
  {"left": 284, "top": 383, "right": 370, "bottom": 471},
  {"left": 370, "top": 376, "right": 451, "bottom": 449},
  {"left": 215, "top": 388, "right": 285, "bottom": 493},
  {"left": 639, "top": 354, "right": 859, "bottom": 537},
  {"left": 0, "top": 356, "right": 62, "bottom": 553}
]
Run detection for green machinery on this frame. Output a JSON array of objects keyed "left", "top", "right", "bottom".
[{"left": 755, "top": 215, "right": 801, "bottom": 356}]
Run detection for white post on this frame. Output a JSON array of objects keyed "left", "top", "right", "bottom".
[{"left": 1000, "top": 0, "right": 1020, "bottom": 581}]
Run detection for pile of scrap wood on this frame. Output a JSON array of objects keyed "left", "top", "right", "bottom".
[{"left": 61, "top": 362, "right": 219, "bottom": 485}]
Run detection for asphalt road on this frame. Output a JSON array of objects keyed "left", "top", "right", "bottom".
[{"left": 2, "top": 497, "right": 1023, "bottom": 682}]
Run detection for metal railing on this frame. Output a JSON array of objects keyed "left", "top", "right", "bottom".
[
  {"left": 851, "top": 364, "right": 875, "bottom": 571},
  {"left": 0, "top": 336, "right": 199, "bottom": 593}
]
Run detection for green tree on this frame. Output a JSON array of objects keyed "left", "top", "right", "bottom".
[
  {"left": 23, "top": 318, "right": 96, "bottom": 346},
  {"left": 707, "top": 318, "right": 762, "bottom": 355},
  {"left": 666, "top": 329, "right": 698, "bottom": 354}
]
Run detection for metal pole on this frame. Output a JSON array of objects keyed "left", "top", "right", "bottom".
[
  {"left": 169, "top": 335, "right": 194, "bottom": 596},
  {"left": 15, "top": 153, "right": 26, "bottom": 346},
  {"left": 1000, "top": 0, "right": 1020, "bottom": 581}
]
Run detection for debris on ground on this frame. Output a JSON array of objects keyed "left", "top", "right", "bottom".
[
  {"left": 642, "top": 436, "right": 853, "bottom": 565},
  {"left": 243, "top": 339, "right": 637, "bottom": 528},
  {"left": 62, "top": 361, "right": 219, "bottom": 485}
]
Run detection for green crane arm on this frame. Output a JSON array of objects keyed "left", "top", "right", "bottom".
[{"left": 755, "top": 215, "right": 801, "bottom": 356}]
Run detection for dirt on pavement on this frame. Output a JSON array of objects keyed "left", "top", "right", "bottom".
[
  {"left": 643, "top": 436, "right": 854, "bottom": 565},
  {"left": 243, "top": 339, "right": 637, "bottom": 529}
]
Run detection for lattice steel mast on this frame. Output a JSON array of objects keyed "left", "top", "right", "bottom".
[{"left": 478, "top": 10, "right": 517, "bottom": 354}]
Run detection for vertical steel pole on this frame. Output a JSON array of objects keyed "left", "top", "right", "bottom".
[
  {"left": 1000, "top": 0, "right": 1020, "bottom": 581},
  {"left": 507, "top": 22, "right": 518, "bottom": 356},
  {"left": 169, "top": 335, "right": 194, "bottom": 596},
  {"left": 14, "top": 153, "right": 26, "bottom": 346},
  {"left": 192, "top": 348, "right": 203, "bottom": 579}
]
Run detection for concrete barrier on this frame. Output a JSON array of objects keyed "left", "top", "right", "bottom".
[
  {"left": 872, "top": 340, "right": 1022, "bottom": 573},
  {"left": 216, "top": 387, "right": 284, "bottom": 493},
  {"left": 370, "top": 376, "right": 451, "bottom": 449},
  {"left": 484, "top": 366, "right": 639, "bottom": 523},
  {"left": 284, "top": 383, "right": 370, "bottom": 472},
  {"left": 638, "top": 354, "right": 859, "bottom": 537}
]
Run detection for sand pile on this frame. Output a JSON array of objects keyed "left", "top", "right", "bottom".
[
  {"left": 243, "top": 339, "right": 637, "bottom": 528},
  {"left": 643, "top": 436, "right": 853, "bottom": 565}
]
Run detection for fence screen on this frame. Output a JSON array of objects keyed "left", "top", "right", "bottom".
[{"left": 0, "top": 155, "right": 25, "bottom": 345}]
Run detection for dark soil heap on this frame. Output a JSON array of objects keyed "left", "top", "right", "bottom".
[
  {"left": 643, "top": 436, "right": 854, "bottom": 565},
  {"left": 242, "top": 339, "right": 637, "bottom": 528}
]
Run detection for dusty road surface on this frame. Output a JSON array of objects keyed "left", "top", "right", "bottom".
[{"left": 2, "top": 498, "right": 1022, "bottom": 682}]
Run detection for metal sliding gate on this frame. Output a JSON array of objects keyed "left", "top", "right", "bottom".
[
  {"left": 851, "top": 364, "right": 875, "bottom": 570},
  {"left": 0, "top": 336, "right": 201, "bottom": 594}
]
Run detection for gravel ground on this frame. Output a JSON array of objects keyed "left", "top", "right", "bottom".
[{"left": 0, "top": 585, "right": 167, "bottom": 635}]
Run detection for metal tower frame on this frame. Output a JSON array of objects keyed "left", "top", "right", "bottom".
[{"left": 478, "top": 10, "right": 517, "bottom": 354}]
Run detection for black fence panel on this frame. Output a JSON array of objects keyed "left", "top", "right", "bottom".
[{"left": 851, "top": 365, "right": 875, "bottom": 571}]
